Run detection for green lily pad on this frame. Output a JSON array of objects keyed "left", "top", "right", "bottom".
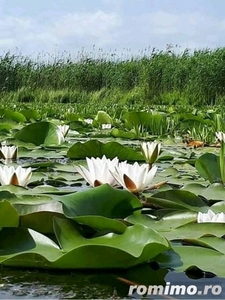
[
  {"left": 195, "top": 153, "right": 221, "bottom": 183},
  {"left": 0, "top": 123, "right": 13, "bottom": 132},
  {"left": 0, "top": 200, "right": 19, "bottom": 228},
  {"left": 93, "top": 111, "right": 112, "bottom": 126},
  {"left": 147, "top": 190, "right": 207, "bottom": 212},
  {"left": 111, "top": 128, "right": 137, "bottom": 139},
  {"left": 157, "top": 245, "right": 225, "bottom": 277},
  {"left": 163, "top": 223, "right": 225, "bottom": 240},
  {"left": 14, "top": 121, "right": 64, "bottom": 146},
  {"left": 127, "top": 211, "right": 197, "bottom": 231},
  {"left": 20, "top": 109, "right": 39, "bottom": 121},
  {"left": 0, "top": 223, "right": 170, "bottom": 269},
  {"left": 182, "top": 183, "right": 225, "bottom": 201},
  {"left": 60, "top": 184, "right": 142, "bottom": 219},
  {"left": 59, "top": 184, "right": 142, "bottom": 231},
  {"left": 2, "top": 109, "right": 26, "bottom": 123},
  {"left": 67, "top": 140, "right": 144, "bottom": 161}
]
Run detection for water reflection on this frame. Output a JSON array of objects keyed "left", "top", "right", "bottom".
[{"left": 0, "top": 264, "right": 224, "bottom": 299}]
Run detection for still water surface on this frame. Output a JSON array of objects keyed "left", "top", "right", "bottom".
[{"left": 0, "top": 266, "right": 224, "bottom": 299}]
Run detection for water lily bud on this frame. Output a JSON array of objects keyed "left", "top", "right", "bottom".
[
  {"left": 0, "top": 145, "right": 18, "bottom": 159},
  {"left": 57, "top": 125, "right": 69, "bottom": 137},
  {"left": 216, "top": 132, "right": 225, "bottom": 143},
  {"left": 140, "top": 142, "right": 161, "bottom": 164}
]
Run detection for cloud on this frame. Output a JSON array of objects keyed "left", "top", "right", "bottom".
[
  {"left": 102, "top": 0, "right": 124, "bottom": 9},
  {"left": 0, "top": 38, "right": 15, "bottom": 47},
  {"left": 50, "top": 10, "right": 122, "bottom": 43},
  {"left": 0, "top": 15, "right": 43, "bottom": 53},
  {"left": 1, "top": 5, "right": 225, "bottom": 57},
  {"left": 130, "top": 10, "right": 225, "bottom": 50},
  {"left": 0, "top": 15, "right": 33, "bottom": 42},
  {"left": 0, "top": 10, "right": 122, "bottom": 55}
]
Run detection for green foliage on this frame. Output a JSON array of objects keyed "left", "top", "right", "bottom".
[
  {"left": 67, "top": 140, "right": 144, "bottom": 161},
  {"left": 0, "top": 109, "right": 26, "bottom": 122},
  {"left": 0, "top": 224, "right": 170, "bottom": 269},
  {"left": 0, "top": 185, "right": 170, "bottom": 269},
  {"left": 93, "top": 110, "right": 112, "bottom": 126},
  {"left": 123, "top": 110, "right": 169, "bottom": 136},
  {"left": 2, "top": 47, "right": 225, "bottom": 107},
  {"left": 157, "top": 238, "right": 225, "bottom": 277},
  {"left": 2, "top": 87, "right": 225, "bottom": 274},
  {"left": 59, "top": 184, "right": 142, "bottom": 232},
  {"left": 0, "top": 200, "right": 19, "bottom": 228},
  {"left": 147, "top": 190, "right": 207, "bottom": 212},
  {"left": 195, "top": 153, "right": 221, "bottom": 183},
  {"left": 14, "top": 121, "right": 63, "bottom": 146}
]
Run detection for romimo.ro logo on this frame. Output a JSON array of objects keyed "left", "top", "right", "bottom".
[{"left": 128, "top": 282, "right": 223, "bottom": 298}]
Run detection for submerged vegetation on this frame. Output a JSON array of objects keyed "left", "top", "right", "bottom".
[{"left": 1, "top": 46, "right": 225, "bottom": 110}]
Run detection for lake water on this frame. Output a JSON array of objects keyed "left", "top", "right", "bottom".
[{"left": 1, "top": 265, "right": 225, "bottom": 299}]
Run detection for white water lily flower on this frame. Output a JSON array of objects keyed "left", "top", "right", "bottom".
[
  {"left": 0, "top": 165, "right": 32, "bottom": 186},
  {"left": 84, "top": 118, "right": 93, "bottom": 125},
  {"left": 56, "top": 129, "right": 65, "bottom": 144},
  {"left": 141, "top": 142, "right": 161, "bottom": 164},
  {"left": 76, "top": 155, "right": 119, "bottom": 187},
  {"left": 216, "top": 132, "right": 225, "bottom": 143},
  {"left": 111, "top": 161, "right": 157, "bottom": 193},
  {"left": 197, "top": 209, "right": 225, "bottom": 223},
  {"left": 57, "top": 125, "right": 69, "bottom": 137},
  {"left": 56, "top": 125, "right": 69, "bottom": 144},
  {"left": 102, "top": 124, "right": 112, "bottom": 129},
  {"left": 0, "top": 145, "right": 18, "bottom": 159}
]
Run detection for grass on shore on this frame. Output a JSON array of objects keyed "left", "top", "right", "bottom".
[{"left": 1, "top": 47, "right": 225, "bottom": 110}]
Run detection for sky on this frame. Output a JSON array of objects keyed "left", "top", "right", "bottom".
[{"left": 1, "top": 0, "right": 225, "bottom": 60}]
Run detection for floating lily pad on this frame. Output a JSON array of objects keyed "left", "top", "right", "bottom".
[
  {"left": 67, "top": 140, "right": 144, "bottom": 161},
  {"left": 0, "top": 223, "right": 170, "bottom": 269},
  {"left": 146, "top": 190, "right": 207, "bottom": 212},
  {"left": 0, "top": 200, "right": 19, "bottom": 228},
  {"left": 93, "top": 111, "right": 112, "bottom": 126},
  {"left": 20, "top": 109, "right": 39, "bottom": 121},
  {"left": 1, "top": 109, "right": 26, "bottom": 123},
  {"left": 59, "top": 184, "right": 142, "bottom": 231},
  {"left": 110, "top": 128, "right": 137, "bottom": 139},
  {"left": 15, "top": 122, "right": 64, "bottom": 146},
  {"left": 195, "top": 153, "right": 221, "bottom": 183},
  {"left": 157, "top": 244, "right": 225, "bottom": 277},
  {"left": 182, "top": 183, "right": 225, "bottom": 201}
]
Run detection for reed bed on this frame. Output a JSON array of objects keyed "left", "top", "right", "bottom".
[{"left": 1, "top": 47, "right": 225, "bottom": 107}]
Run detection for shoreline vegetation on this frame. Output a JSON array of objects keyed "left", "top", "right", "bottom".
[{"left": 1, "top": 47, "right": 225, "bottom": 112}]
